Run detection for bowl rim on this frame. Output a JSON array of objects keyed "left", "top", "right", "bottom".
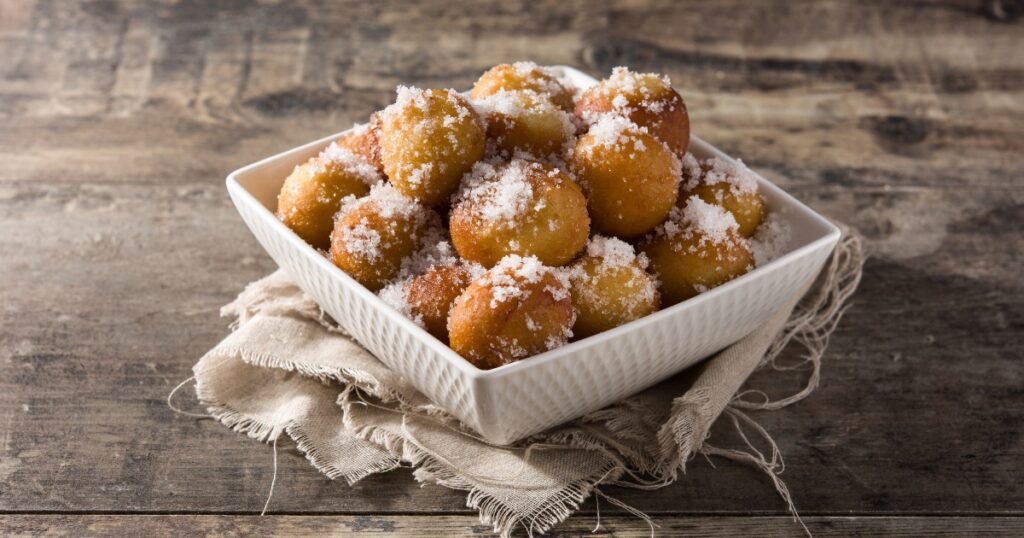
[{"left": 225, "top": 65, "right": 841, "bottom": 381}]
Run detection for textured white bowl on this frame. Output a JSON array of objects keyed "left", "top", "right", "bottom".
[{"left": 226, "top": 66, "right": 840, "bottom": 444}]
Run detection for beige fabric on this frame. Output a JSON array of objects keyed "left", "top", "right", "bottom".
[{"left": 188, "top": 232, "right": 863, "bottom": 537}]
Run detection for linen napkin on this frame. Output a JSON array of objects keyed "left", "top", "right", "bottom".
[{"left": 184, "top": 231, "right": 863, "bottom": 536}]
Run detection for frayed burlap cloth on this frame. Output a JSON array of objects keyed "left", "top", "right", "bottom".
[{"left": 174, "top": 231, "right": 863, "bottom": 537}]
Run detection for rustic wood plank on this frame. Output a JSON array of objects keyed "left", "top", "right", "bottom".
[
  {"left": 0, "top": 0, "right": 1022, "bottom": 520},
  {"left": 3, "top": 515, "right": 1024, "bottom": 537},
  {"left": 0, "top": 162, "right": 1019, "bottom": 509},
  {"left": 1, "top": 1, "right": 1021, "bottom": 190}
]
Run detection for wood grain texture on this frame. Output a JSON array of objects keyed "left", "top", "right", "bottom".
[
  {"left": 0, "top": 0, "right": 1022, "bottom": 534},
  {"left": 4, "top": 515, "right": 1024, "bottom": 537}
]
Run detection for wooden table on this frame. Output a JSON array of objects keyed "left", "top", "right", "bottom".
[{"left": 2, "top": 0, "right": 1022, "bottom": 535}]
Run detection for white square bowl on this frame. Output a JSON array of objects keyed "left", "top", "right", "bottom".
[{"left": 226, "top": 66, "right": 840, "bottom": 444}]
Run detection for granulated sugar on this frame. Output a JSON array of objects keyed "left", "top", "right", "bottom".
[
  {"left": 470, "top": 90, "right": 577, "bottom": 161},
  {"left": 604, "top": 66, "right": 672, "bottom": 95},
  {"left": 679, "top": 195, "right": 740, "bottom": 243},
  {"left": 678, "top": 152, "right": 702, "bottom": 183},
  {"left": 406, "top": 162, "right": 434, "bottom": 187},
  {"left": 486, "top": 254, "right": 544, "bottom": 307},
  {"left": 543, "top": 324, "right": 573, "bottom": 352},
  {"left": 315, "top": 142, "right": 384, "bottom": 186},
  {"left": 700, "top": 157, "right": 758, "bottom": 194},
  {"left": 387, "top": 85, "right": 430, "bottom": 118},
  {"left": 341, "top": 217, "right": 384, "bottom": 262},
  {"left": 750, "top": 210, "right": 792, "bottom": 266},
  {"left": 381, "top": 87, "right": 480, "bottom": 169},
  {"left": 471, "top": 89, "right": 534, "bottom": 118},
  {"left": 569, "top": 236, "right": 658, "bottom": 310},
  {"left": 482, "top": 254, "right": 569, "bottom": 309},
  {"left": 583, "top": 114, "right": 676, "bottom": 166},
  {"left": 388, "top": 85, "right": 473, "bottom": 121},
  {"left": 578, "top": 66, "right": 677, "bottom": 122},
  {"left": 400, "top": 233, "right": 456, "bottom": 275},
  {"left": 335, "top": 183, "right": 440, "bottom": 265},
  {"left": 378, "top": 277, "right": 425, "bottom": 327},
  {"left": 650, "top": 196, "right": 748, "bottom": 263},
  {"left": 363, "top": 182, "right": 429, "bottom": 220},
  {"left": 454, "top": 159, "right": 541, "bottom": 227},
  {"left": 510, "top": 61, "right": 572, "bottom": 99},
  {"left": 586, "top": 114, "right": 646, "bottom": 151},
  {"left": 584, "top": 235, "right": 642, "bottom": 269}
]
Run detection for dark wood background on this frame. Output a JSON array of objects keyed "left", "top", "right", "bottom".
[{"left": 1, "top": 0, "right": 1022, "bottom": 535}]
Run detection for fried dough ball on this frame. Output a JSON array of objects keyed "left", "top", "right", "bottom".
[
  {"left": 473, "top": 90, "right": 575, "bottom": 160},
  {"left": 678, "top": 154, "right": 765, "bottom": 237},
  {"left": 379, "top": 241, "right": 487, "bottom": 343},
  {"left": 641, "top": 196, "right": 754, "bottom": 306},
  {"left": 378, "top": 87, "right": 486, "bottom": 206},
  {"left": 569, "top": 115, "right": 680, "bottom": 238},
  {"left": 335, "top": 114, "right": 385, "bottom": 176},
  {"left": 404, "top": 264, "right": 478, "bottom": 341},
  {"left": 470, "top": 62, "right": 575, "bottom": 112},
  {"left": 448, "top": 255, "right": 575, "bottom": 369},
  {"left": 329, "top": 183, "right": 441, "bottom": 291},
  {"left": 450, "top": 159, "right": 590, "bottom": 267},
  {"left": 568, "top": 236, "right": 660, "bottom": 338},
  {"left": 576, "top": 66, "right": 690, "bottom": 155},
  {"left": 276, "top": 142, "right": 382, "bottom": 249}
]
